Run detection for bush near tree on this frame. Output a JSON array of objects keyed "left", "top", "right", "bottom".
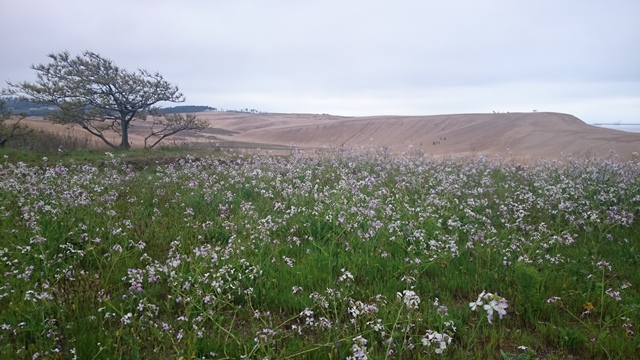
[{"left": 0, "top": 98, "right": 33, "bottom": 148}]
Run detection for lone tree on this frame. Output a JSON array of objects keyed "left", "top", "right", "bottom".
[
  {"left": 0, "top": 98, "right": 33, "bottom": 148},
  {"left": 5, "top": 51, "right": 208, "bottom": 149}
]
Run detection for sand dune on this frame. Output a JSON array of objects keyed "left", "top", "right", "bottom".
[
  {"left": 193, "top": 111, "right": 639, "bottom": 160},
  {"left": 22, "top": 111, "right": 640, "bottom": 161}
]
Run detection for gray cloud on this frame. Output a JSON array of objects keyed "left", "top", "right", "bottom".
[{"left": 2, "top": 0, "right": 639, "bottom": 123}]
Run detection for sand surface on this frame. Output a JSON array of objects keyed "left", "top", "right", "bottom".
[{"left": 21, "top": 111, "right": 640, "bottom": 161}]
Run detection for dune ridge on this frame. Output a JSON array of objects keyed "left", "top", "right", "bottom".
[
  {"left": 195, "top": 111, "right": 640, "bottom": 160},
  {"left": 21, "top": 111, "right": 640, "bottom": 160}
]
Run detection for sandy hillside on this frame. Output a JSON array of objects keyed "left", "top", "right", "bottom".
[
  {"left": 22, "top": 111, "right": 640, "bottom": 161},
  {"left": 193, "top": 111, "right": 640, "bottom": 160}
]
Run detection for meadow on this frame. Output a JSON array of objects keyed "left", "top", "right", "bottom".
[{"left": 0, "top": 147, "right": 638, "bottom": 359}]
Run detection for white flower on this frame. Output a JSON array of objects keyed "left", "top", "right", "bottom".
[
  {"left": 546, "top": 296, "right": 561, "bottom": 303},
  {"left": 483, "top": 300, "right": 498, "bottom": 324},
  {"left": 482, "top": 298, "right": 508, "bottom": 324},
  {"left": 469, "top": 290, "right": 486, "bottom": 311},
  {"left": 495, "top": 300, "right": 508, "bottom": 319},
  {"left": 469, "top": 299, "right": 482, "bottom": 311},
  {"left": 471, "top": 291, "right": 508, "bottom": 324},
  {"left": 339, "top": 268, "right": 354, "bottom": 282},
  {"left": 422, "top": 329, "right": 452, "bottom": 354},
  {"left": 397, "top": 290, "right": 421, "bottom": 310}
]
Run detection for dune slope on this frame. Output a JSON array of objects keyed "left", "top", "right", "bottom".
[{"left": 197, "top": 111, "right": 639, "bottom": 160}]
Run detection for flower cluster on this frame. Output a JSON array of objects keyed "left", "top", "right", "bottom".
[
  {"left": 421, "top": 329, "right": 453, "bottom": 354},
  {"left": 347, "top": 335, "right": 369, "bottom": 360},
  {"left": 396, "top": 290, "right": 421, "bottom": 311},
  {"left": 469, "top": 290, "right": 508, "bottom": 324}
]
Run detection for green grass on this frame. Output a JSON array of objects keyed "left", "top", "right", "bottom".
[{"left": 0, "top": 147, "right": 638, "bottom": 359}]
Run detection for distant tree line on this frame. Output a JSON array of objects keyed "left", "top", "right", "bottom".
[
  {"left": 1, "top": 98, "right": 264, "bottom": 116},
  {"left": 1, "top": 98, "right": 221, "bottom": 116},
  {"left": 226, "top": 108, "right": 264, "bottom": 114},
  {"left": 162, "top": 106, "right": 266, "bottom": 114},
  {"left": 1, "top": 97, "right": 55, "bottom": 116},
  {"left": 160, "top": 105, "right": 217, "bottom": 114}
]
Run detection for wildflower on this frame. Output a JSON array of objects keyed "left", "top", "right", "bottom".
[
  {"left": 348, "top": 335, "right": 369, "bottom": 360},
  {"left": 470, "top": 291, "right": 508, "bottom": 324},
  {"left": 282, "top": 256, "right": 295, "bottom": 268},
  {"left": 121, "top": 313, "right": 132, "bottom": 325},
  {"left": 595, "top": 260, "right": 612, "bottom": 271},
  {"left": 339, "top": 268, "right": 354, "bottom": 282},
  {"left": 353, "top": 335, "right": 367, "bottom": 346},
  {"left": 299, "top": 308, "right": 316, "bottom": 326},
  {"left": 318, "top": 317, "right": 332, "bottom": 329},
  {"left": 397, "top": 290, "right": 421, "bottom": 310},
  {"left": 434, "top": 298, "right": 449, "bottom": 315},
  {"left": 605, "top": 288, "right": 622, "bottom": 301},
  {"left": 469, "top": 290, "right": 486, "bottom": 311},
  {"left": 622, "top": 318, "right": 634, "bottom": 336},
  {"left": 443, "top": 320, "right": 457, "bottom": 333},
  {"left": 484, "top": 299, "right": 508, "bottom": 323},
  {"left": 421, "top": 329, "right": 452, "bottom": 354},
  {"left": 400, "top": 275, "right": 416, "bottom": 285}
]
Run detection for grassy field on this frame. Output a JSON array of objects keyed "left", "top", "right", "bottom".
[{"left": 0, "top": 147, "right": 638, "bottom": 359}]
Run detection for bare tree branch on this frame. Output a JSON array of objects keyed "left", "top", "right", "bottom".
[{"left": 144, "top": 113, "right": 209, "bottom": 149}]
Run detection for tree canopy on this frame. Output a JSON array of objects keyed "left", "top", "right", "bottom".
[{"left": 4, "top": 51, "right": 208, "bottom": 149}]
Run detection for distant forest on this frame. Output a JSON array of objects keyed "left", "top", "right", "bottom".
[
  {"left": 161, "top": 105, "right": 217, "bottom": 113},
  {"left": 1, "top": 97, "right": 220, "bottom": 116},
  {"left": 2, "top": 97, "right": 56, "bottom": 116}
]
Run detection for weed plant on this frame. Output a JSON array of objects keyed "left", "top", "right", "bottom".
[
  {"left": 0, "top": 148, "right": 638, "bottom": 359},
  {"left": 4, "top": 128, "right": 105, "bottom": 153}
]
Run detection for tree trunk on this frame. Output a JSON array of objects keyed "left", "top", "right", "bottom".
[{"left": 119, "top": 119, "right": 131, "bottom": 149}]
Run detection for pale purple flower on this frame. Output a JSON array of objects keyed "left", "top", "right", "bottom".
[
  {"left": 422, "top": 329, "right": 452, "bottom": 354},
  {"left": 397, "top": 290, "right": 421, "bottom": 310},
  {"left": 470, "top": 291, "right": 508, "bottom": 324}
]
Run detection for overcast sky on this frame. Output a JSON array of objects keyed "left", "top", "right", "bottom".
[{"left": 1, "top": 0, "right": 639, "bottom": 123}]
